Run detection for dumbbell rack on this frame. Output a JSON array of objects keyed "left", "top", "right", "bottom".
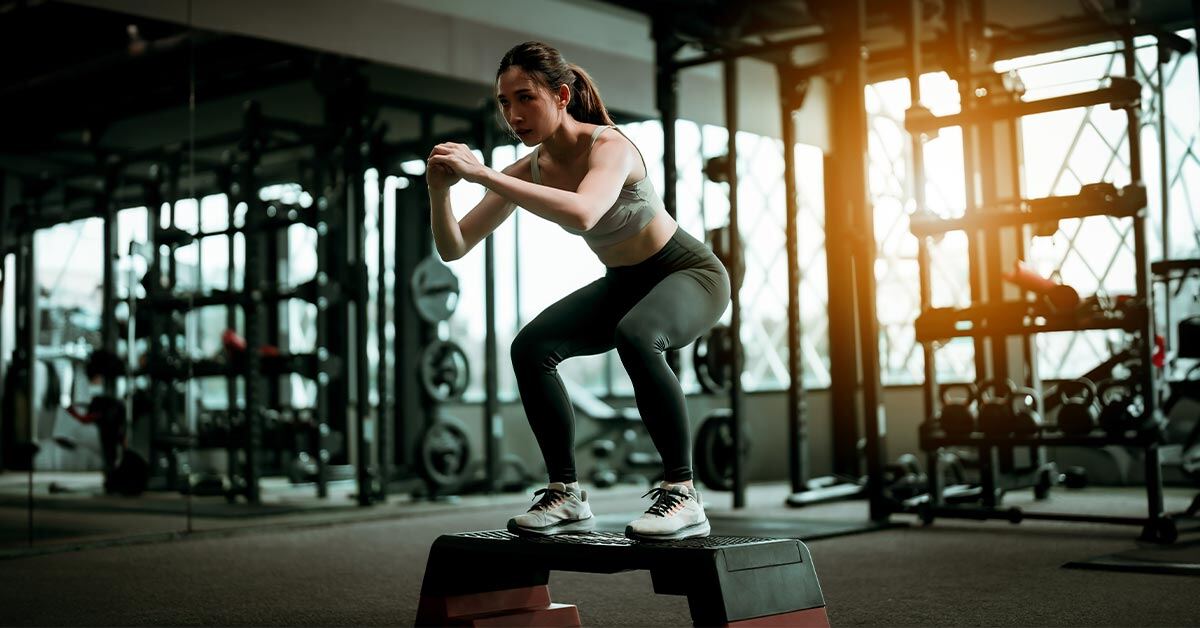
[{"left": 902, "top": 9, "right": 1181, "bottom": 543}]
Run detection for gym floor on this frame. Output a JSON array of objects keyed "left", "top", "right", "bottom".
[{"left": 1, "top": 479, "right": 1196, "bottom": 626}]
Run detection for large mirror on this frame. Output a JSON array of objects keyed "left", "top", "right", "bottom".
[{"left": 0, "top": 1, "right": 198, "bottom": 553}]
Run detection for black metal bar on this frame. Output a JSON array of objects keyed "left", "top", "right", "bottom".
[
  {"left": 990, "top": 11, "right": 1196, "bottom": 61},
  {"left": 1195, "top": 0, "right": 1200, "bottom": 104},
  {"left": 655, "top": 21, "right": 683, "bottom": 379},
  {"left": 0, "top": 237, "right": 6, "bottom": 436},
  {"left": 10, "top": 225, "right": 35, "bottom": 472},
  {"left": 843, "top": 0, "right": 888, "bottom": 523},
  {"left": 670, "top": 31, "right": 826, "bottom": 71},
  {"left": 915, "top": 302, "right": 1149, "bottom": 342},
  {"left": 822, "top": 13, "right": 862, "bottom": 480},
  {"left": 1156, "top": 34, "right": 1172, "bottom": 358},
  {"left": 322, "top": 97, "right": 351, "bottom": 476},
  {"left": 946, "top": 0, "right": 990, "bottom": 386},
  {"left": 723, "top": 56, "right": 746, "bottom": 510},
  {"left": 343, "top": 90, "right": 373, "bottom": 507},
  {"left": 910, "top": 186, "right": 1146, "bottom": 237},
  {"left": 906, "top": 78, "right": 1142, "bottom": 134},
  {"left": 374, "top": 153, "right": 391, "bottom": 500},
  {"left": 655, "top": 24, "right": 681, "bottom": 221},
  {"left": 1117, "top": 0, "right": 1166, "bottom": 529},
  {"left": 908, "top": 0, "right": 938, "bottom": 439},
  {"left": 1007, "top": 91, "right": 1038, "bottom": 391},
  {"left": 313, "top": 186, "right": 332, "bottom": 499},
  {"left": 1151, "top": 259, "right": 1200, "bottom": 275},
  {"left": 823, "top": 168, "right": 859, "bottom": 476},
  {"left": 100, "top": 167, "right": 118, "bottom": 399},
  {"left": 240, "top": 104, "right": 265, "bottom": 505},
  {"left": 917, "top": 505, "right": 1162, "bottom": 527},
  {"left": 779, "top": 65, "right": 806, "bottom": 495},
  {"left": 971, "top": 4, "right": 1008, "bottom": 483},
  {"left": 480, "top": 117, "right": 501, "bottom": 494},
  {"left": 921, "top": 431, "right": 1162, "bottom": 448}
]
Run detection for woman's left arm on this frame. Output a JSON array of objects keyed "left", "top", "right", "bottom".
[{"left": 429, "top": 139, "right": 634, "bottom": 231}]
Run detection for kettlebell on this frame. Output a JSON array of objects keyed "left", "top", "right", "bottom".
[
  {"left": 1056, "top": 378, "right": 1099, "bottom": 435},
  {"left": 1097, "top": 379, "right": 1141, "bottom": 436},
  {"left": 1010, "top": 386, "right": 1043, "bottom": 435},
  {"left": 938, "top": 383, "right": 977, "bottom": 434},
  {"left": 978, "top": 379, "right": 1017, "bottom": 436}
]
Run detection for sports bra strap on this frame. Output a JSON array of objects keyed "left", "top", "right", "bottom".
[
  {"left": 592, "top": 125, "right": 648, "bottom": 175},
  {"left": 589, "top": 124, "right": 609, "bottom": 145},
  {"left": 530, "top": 146, "right": 541, "bottom": 184}
]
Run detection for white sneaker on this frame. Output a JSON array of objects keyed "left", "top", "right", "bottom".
[
  {"left": 625, "top": 483, "right": 710, "bottom": 542},
  {"left": 507, "top": 482, "right": 595, "bottom": 537}
]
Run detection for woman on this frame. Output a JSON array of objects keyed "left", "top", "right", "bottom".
[{"left": 426, "top": 41, "right": 730, "bottom": 542}]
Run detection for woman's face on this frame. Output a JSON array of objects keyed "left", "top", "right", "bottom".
[{"left": 496, "top": 67, "right": 564, "bottom": 146}]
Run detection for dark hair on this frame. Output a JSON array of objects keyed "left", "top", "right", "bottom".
[{"left": 496, "top": 41, "right": 614, "bottom": 126}]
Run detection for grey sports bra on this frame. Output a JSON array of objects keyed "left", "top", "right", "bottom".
[{"left": 530, "top": 125, "right": 663, "bottom": 247}]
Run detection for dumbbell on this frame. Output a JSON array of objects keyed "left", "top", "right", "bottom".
[
  {"left": 588, "top": 440, "right": 618, "bottom": 488},
  {"left": 1057, "top": 378, "right": 1099, "bottom": 435},
  {"left": 882, "top": 453, "right": 926, "bottom": 500},
  {"left": 1010, "top": 386, "right": 1043, "bottom": 435},
  {"left": 978, "top": 379, "right": 1016, "bottom": 436},
  {"left": 939, "top": 451, "right": 967, "bottom": 486},
  {"left": 1097, "top": 379, "right": 1143, "bottom": 436},
  {"left": 938, "top": 383, "right": 978, "bottom": 434}
]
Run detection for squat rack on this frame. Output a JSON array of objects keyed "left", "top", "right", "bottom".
[{"left": 646, "top": 0, "right": 888, "bottom": 514}]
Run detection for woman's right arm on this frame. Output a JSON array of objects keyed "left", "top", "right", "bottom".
[{"left": 428, "top": 156, "right": 530, "bottom": 261}]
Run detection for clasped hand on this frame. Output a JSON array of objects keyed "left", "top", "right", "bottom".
[{"left": 427, "top": 143, "right": 488, "bottom": 188}]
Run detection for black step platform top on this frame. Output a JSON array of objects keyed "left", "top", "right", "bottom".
[
  {"left": 455, "top": 529, "right": 779, "bottom": 547},
  {"left": 419, "top": 530, "right": 825, "bottom": 623}
]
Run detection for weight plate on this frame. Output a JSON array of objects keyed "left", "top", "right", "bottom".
[
  {"left": 418, "top": 414, "right": 472, "bottom": 489},
  {"left": 419, "top": 340, "right": 471, "bottom": 402},
  {"left": 693, "top": 408, "right": 749, "bottom": 492},
  {"left": 410, "top": 256, "right": 460, "bottom": 323},
  {"left": 693, "top": 325, "right": 734, "bottom": 394}
]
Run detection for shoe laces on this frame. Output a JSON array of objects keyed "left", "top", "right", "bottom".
[
  {"left": 529, "top": 487, "right": 570, "bottom": 512},
  {"left": 641, "top": 487, "right": 690, "bottom": 517}
]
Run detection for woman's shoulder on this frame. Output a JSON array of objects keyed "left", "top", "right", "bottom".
[
  {"left": 590, "top": 125, "right": 638, "bottom": 159},
  {"left": 589, "top": 125, "right": 644, "bottom": 180},
  {"left": 501, "top": 151, "right": 534, "bottom": 182}
]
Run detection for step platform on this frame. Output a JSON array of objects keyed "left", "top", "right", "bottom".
[{"left": 415, "top": 530, "right": 827, "bottom": 627}]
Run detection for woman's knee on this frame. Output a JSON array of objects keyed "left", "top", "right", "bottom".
[
  {"left": 613, "top": 318, "right": 665, "bottom": 356},
  {"left": 510, "top": 327, "right": 554, "bottom": 371}
]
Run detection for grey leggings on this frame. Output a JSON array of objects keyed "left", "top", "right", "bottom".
[{"left": 511, "top": 226, "right": 731, "bottom": 484}]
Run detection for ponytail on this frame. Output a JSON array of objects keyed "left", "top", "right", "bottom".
[{"left": 566, "top": 63, "right": 614, "bottom": 126}]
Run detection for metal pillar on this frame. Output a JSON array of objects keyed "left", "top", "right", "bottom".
[
  {"left": 722, "top": 57, "right": 747, "bottom": 508},
  {"left": 372, "top": 132, "right": 393, "bottom": 500},
  {"left": 480, "top": 115, "right": 502, "bottom": 493},
  {"left": 778, "top": 66, "right": 809, "bottom": 494},
  {"left": 340, "top": 81, "right": 373, "bottom": 507},
  {"left": 1117, "top": 0, "right": 1165, "bottom": 524},
  {"left": 99, "top": 164, "right": 119, "bottom": 401},
  {"left": 654, "top": 20, "right": 681, "bottom": 222},
  {"left": 831, "top": 0, "right": 888, "bottom": 521},
  {"left": 909, "top": 0, "right": 938, "bottom": 439},
  {"left": 655, "top": 19, "right": 684, "bottom": 377},
  {"left": 240, "top": 102, "right": 265, "bottom": 505}
]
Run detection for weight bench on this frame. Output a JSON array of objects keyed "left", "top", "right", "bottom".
[{"left": 415, "top": 531, "right": 828, "bottom": 626}]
